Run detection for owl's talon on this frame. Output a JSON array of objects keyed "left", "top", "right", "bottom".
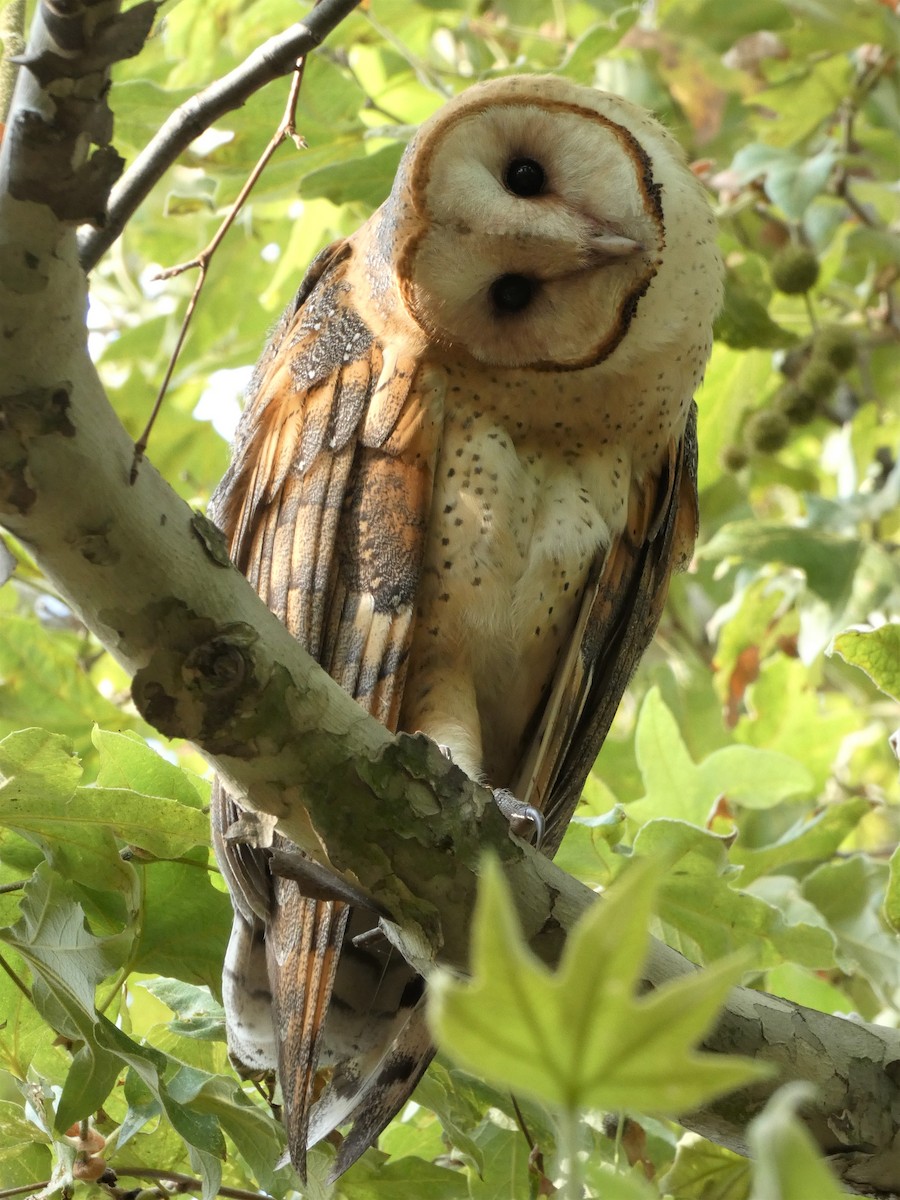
[{"left": 493, "top": 788, "right": 545, "bottom": 848}]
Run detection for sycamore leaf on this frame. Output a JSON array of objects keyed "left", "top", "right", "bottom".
[
  {"left": 748, "top": 1084, "right": 844, "bottom": 1200},
  {"left": 832, "top": 624, "right": 900, "bottom": 703},
  {"left": 629, "top": 689, "right": 811, "bottom": 825},
  {"left": 0, "top": 729, "right": 136, "bottom": 899},
  {"left": 428, "top": 858, "right": 770, "bottom": 1114}
]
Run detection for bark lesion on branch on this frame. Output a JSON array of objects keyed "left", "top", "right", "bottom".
[{"left": 4, "top": 1, "right": 155, "bottom": 224}]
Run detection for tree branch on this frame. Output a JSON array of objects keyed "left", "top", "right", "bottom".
[
  {"left": 76, "top": 0, "right": 363, "bottom": 272},
  {"left": 1, "top": 7, "right": 899, "bottom": 1198}
]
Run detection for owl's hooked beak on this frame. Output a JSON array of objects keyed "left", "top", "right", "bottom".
[{"left": 585, "top": 231, "right": 645, "bottom": 266}]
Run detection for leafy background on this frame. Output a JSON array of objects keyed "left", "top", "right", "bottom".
[{"left": 0, "top": 0, "right": 898, "bottom": 1196}]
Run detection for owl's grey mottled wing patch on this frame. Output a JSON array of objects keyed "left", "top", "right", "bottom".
[
  {"left": 210, "top": 238, "right": 442, "bottom": 1178},
  {"left": 325, "top": 1004, "right": 434, "bottom": 1181},
  {"left": 517, "top": 406, "right": 699, "bottom": 856}
]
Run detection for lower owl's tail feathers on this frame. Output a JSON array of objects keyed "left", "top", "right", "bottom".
[
  {"left": 267, "top": 888, "right": 350, "bottom": 1180},
  {"left": 222, "top": 895, "right": 435, "bottom": 1181},
  {"left": 308, "top": 999, "right": 435, "bottom": 1180}
]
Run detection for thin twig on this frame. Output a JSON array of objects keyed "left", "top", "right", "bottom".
[
  {"left": 109, "top": 1166, "right": 276, "bottom": 1199},
  {"left": 0, "top": 877, "right": 28, "bottom": 894},
  {"left": 0, "top": 948, "right": 32, "bottom": 1001},
  {"left": 77, "top": 0, "right": 363, "bottom": 272},
  {"left": 510, "top": 1094, "right": 536, "bottom": 1152},
  {"left": 831, "top": 49, "right": 893, "bottom": 232},
  {"left": 0, "top": 1172, "right": 274, "bottom": 1200},
  {"left": 129, "top": 61, "right": 308, "bottom": 480}
]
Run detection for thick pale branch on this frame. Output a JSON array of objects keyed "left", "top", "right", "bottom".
[{"left": 0, "top": 7, "right": 899, "bottom": 1197}]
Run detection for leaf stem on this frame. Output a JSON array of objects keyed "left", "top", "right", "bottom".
[
  {"left": 556, "top": 1105, "right": 584, "bottom": 1200},
  {"left": 0, "top": 949, "right": 32, "bottom": 1001}
]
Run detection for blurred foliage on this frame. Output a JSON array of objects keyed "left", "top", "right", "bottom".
[{"left": 0, "top": 0, "right": 899, "bottom": 1195}]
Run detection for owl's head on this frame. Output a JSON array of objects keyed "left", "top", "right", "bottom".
[{"left": 378, "top": 75, "right": 721, "bottom": 372}]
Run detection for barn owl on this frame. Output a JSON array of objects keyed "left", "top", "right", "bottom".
[{"left": 210, "top": 73, "right": 722, "bottom": 1179}]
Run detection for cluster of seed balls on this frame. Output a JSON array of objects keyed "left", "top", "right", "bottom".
[{"left": 723, "top": 246, "right": 858, "bottom": 469}]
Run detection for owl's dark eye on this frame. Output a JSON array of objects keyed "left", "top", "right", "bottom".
[
  {"left": 490, "top": 274, "right": 537, "bottom": 314},
  {"left": 504, "top": 158, "right": 545, "bottom": 197}
]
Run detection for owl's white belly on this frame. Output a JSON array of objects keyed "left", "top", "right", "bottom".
[{"left": 400, "top": 396, "right": 629, "bottom": 786}]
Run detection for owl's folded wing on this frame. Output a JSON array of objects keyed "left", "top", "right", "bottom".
[
  {"left": 210, "top": 238, "right": 442, "bottom": 1177},
  {"left": 515, "top": 405, "right": 699, "bottom": 856}
]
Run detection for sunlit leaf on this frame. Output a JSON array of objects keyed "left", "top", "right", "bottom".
[
  {"left": 832, "top": 624, "right": 900, "bottom": 703},
  {"left": 748, "top": 1084, "right": 844, "bottom": 1200},
  {"left": 429, "top": 859, "right": 768, "bottom": 1113}
]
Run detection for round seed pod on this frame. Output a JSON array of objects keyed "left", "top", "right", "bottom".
[
  {"left": 721, "top": 443, "right": 750, "bottom": 471},
  {"left": 745, "top": 408, "right": 791, "bottom": 453},
  {"left": 777, "top": 382, "right": 817, "bottom": 424},
  {"left": 770, "top": 246, "right": 820, "bottom": 294},
  {"left": 797, "top": 357, "right": 839, "bottom": 401},
  {"left": 815, "top": 325, "right": 858, "bottom": 371}
]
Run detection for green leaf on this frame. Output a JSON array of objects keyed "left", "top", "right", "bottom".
[
  {"left": 634, "top": 821, "right": 834, "bottom": 967},
  {"left": 764, "top": 962, "right": 854, "bottom": 1015},
  {"left": 629, "top": 689, "right": 811, "bottom": 824},
  {"left": 93, "top": 728, "right": 208, "bottom": 808},
  {"left": 0, "top": 867, "right": 132, "bottom": 1127},
  {"left": 0, "top": 946, "right": 61, "bottom": 1078},
  {"left": 631, "top": 688, "right": 700, "bottom": 822},
  {"left": 735, "top": 658, "right": 859, "bottom": 796},
  {"left": 140, "top": 977, "right": 226, "bottom": 1040},
  {"left": 412, "top": 1061, "right": 486, "bottom": 1173},
  {"left": 0, "top": 1099, "right": 53, "bottom": 1187},
  {"left": 428, "top": 858, "right": 769, "bottom": 1114},
  {"left": 340, "top": 1150, "right": 472, "bottom": 1198},
  {"left": 2, "top": 866, "right": 128, "bottom": 1016},
  {"left": 887, "top": 846, "right": 900, "bottom": 935},
  {"left": 730, "top": 796, "right": 871, "bottom": 884},
  {"left": 697, "top": 745, "right": 813, "bottom": 809},
  {"left": 832, "top": 624, "right": 900, "bottom": 702},
  {"left": 582, "top": 1161, "right": 661, "bottom": 1200},
  {"left": 0, "top": 729, "right": 138, "bottom": 900},
  {"left": 131, "top": 855, "right": 232, "bottom": 990},
  {"left": 300, "top": 142, "right": 407, "bottom": 207},
  {"left": 765, "top": 152, "right": 839, "bottom": 220},
  {"left": 748, "top": 1084, "right": 844, "bottom": 1200},
  {"left": 659, "top": 1132, "right": 751, "bottom": 1200},
  {"left": 0, "top": 618, "right": 140, "bottom": 755},
  {"left": 714, "top": 271, "right": 798, "bottom": 350},
  {"left": 698, "top": 523, "right": 862, "bottom": 605},
  {"left": 802, "top": 857, "right": 900, "bottom": 1003}
]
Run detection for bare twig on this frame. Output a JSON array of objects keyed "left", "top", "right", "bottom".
[
  {"left": 0, "top": 949, "right": 32, "bottom": 1001},
  {"left": 0, "top": 1172, "right": 273, "bottom": 1200},
  {"left": 832, "top": 49, "right": 893, "bottom": 232},
  {"left": 77, "top": 0, "right": 363, "bottom": 272},
  {"left": 107, "top": 1166, "right": 276, "bottom": 1199},
  {"left": 130, "top": 62, "right": 309, "bottom": 479}
]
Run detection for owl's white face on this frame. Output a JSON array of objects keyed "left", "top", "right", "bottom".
[{"left": 385, "top": 76, "right": 721, "bottom": 372}]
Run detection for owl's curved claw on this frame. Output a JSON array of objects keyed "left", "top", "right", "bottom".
[
  {"left": 433, "top": 742, "right": 544, "bottom": 847},
  {"left": 492, "top": 788, "right": 545, "bottom": 848}
]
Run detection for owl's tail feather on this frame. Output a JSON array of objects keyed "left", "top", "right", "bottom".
[
  {"left": 266, "top": 886, "right": 350, "bottom": 1180},
  {"left": 314, "top": 999, "right": 435, "bottom": 1181}
]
